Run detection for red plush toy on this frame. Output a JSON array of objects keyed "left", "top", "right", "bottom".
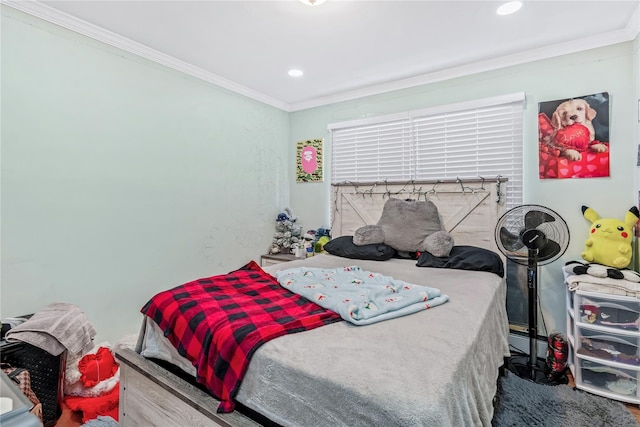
[{"left": 553, "top": 123, "right": 591, "bottom": 151}]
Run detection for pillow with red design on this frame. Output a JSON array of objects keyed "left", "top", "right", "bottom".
[{"left": 78, "top": 346, "right": 119, "bottom": 387}]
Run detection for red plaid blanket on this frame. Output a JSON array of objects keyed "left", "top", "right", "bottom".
[{"left": 141, "top": 260, "right": 341, "bottom": 413}]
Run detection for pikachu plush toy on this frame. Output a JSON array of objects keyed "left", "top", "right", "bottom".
[{"left": 581, "top": 205, "right": 639, "bottom": 269}]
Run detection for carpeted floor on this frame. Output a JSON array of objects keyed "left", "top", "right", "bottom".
[{"left": 492, "top": 371, "right": 639, "bottom": 426}]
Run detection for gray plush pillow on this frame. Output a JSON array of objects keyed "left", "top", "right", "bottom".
[
  {"left": 424, "top": 230, "right": 455, "bottom": 257},
  {"left": 352, "top": 224, "right": 384, "bottom": 246},
  {"left": 353, "top": 198, "right": 454, "bottom": 256}
]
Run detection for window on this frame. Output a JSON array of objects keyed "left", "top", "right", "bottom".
[{"left": 329, "top": 93, "right": 524, "bottom": 209}]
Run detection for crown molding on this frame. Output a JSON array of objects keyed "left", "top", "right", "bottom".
[
  {"left": 2, "top": 0, "right": 291, "bottom": 111},
  {"left": 4, "top": 0, "right": 639, "bottom": 113},
  {"left": 625, "top": 4, "right": 640, "bottom": 40},
  {"left": 290, "top": 13, "right": 640, "bottom": 112}
]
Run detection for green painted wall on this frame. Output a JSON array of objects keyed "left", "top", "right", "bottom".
[
  {"left": 2, "top": 4, "right": 638, "bottom": 344},
  {"left": 1, "top": 7, "right": 290, "bottom": 343},
  {"left": 289, "top": 39, "right": 639, "bottom": 336}
]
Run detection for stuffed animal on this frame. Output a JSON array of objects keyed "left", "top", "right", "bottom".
[
  {"left": 353, "top": 198, "right": 454, "bottom": 257},
  {"left": 581, "top": 205, "right": 639, "bottom": 268},
  {"left": 269, "top": 208, "right": 302, "bottom": 254},
  {"left": 314, "top": 235, "right": 331, "bottom": 253},
  {"left": 564, "top": 260, "right": 640, "bottom": 283}
]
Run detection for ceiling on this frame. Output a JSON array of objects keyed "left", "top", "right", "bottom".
[{"left": 7, "top": 0, "right": 640, "bottom": 111}]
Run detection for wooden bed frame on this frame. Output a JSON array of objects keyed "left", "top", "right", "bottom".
[
  {"left": 115, "top": 178, "right": 507, "bottom": 427},
  {"left": 117, "top": 347, "right": 259, "bottom": 427},
  {"left": 331, "top": 178, "right": 507, "bottom": 254}
]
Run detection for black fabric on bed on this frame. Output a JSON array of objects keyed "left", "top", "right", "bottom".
[
  {"left": 393, "top": 250, "right": 419, "bottom": 260},
  {"left": 416, "top": 245, "right": 505, "bottom": 277},
  {"left": 324, "top": 235, "right": 396, "bottom": 261}
]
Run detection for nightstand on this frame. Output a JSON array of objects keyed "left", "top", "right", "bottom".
[{"left": 260, "top": 253, "right": 298, "bottom": 267}]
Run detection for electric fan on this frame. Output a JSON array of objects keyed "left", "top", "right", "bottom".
[{"left": 494, "top": 204, "right": 570, "bottom": 382}]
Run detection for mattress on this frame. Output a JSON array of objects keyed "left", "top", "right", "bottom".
[{"left": 137, "top": 254, "right": 510, "bottom": 426}]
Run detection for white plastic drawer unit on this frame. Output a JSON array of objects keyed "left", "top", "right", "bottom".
[
  {"left": 576, "top": 358, "right": 639, "bottom": 402},
  {"left": 567, "top": 288, "right": 640, "bottom": 404},
  {"left": 576, "top": 327, "right": 640, "bottom": 366},
  {"left": 575, "top": 291, "right": 640, "bottom": 333}
]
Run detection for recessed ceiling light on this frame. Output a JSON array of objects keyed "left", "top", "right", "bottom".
[
  {"left": 497, "top": 1, "right": 522, "bottom": 16},
  {"left": 288, "top": 69, "right": 304, "bottom": 77},
  {"left": 299, "top": 0, "right": 327, "bottom": 5}
]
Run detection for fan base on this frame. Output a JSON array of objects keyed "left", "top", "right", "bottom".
[{"left": 505, "top": 355, "right": 568, "bottom": 386}]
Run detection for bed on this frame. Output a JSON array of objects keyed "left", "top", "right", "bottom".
[{"left": 115, "top": 178, "right": 511, "bottom": 427}]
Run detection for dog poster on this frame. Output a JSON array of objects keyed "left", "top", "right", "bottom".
[
  {"left": 296, "top": 138, "right": 323, "bottom": 182},
  {"left": 538, "top": 92, "right": 610, "bottom": 179}
]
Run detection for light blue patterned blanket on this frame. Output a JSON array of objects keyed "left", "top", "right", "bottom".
[{"left": 275, "top": 265, "right": 449, "bottom": 325}]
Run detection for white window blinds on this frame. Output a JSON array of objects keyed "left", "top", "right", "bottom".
[{"left": 329, "top": 93, "right": 524, "bottom": 208}]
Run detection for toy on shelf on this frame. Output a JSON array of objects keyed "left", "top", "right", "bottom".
[
  {"left": 299, "top": 227, "right": 331, "bottom": 256},
  {"left": 312, "top": 228, "right": 331, "bottom": 253},
  {"left": 268, "top": 208, "right": 303, "bottom": 255},
  {"left": 581, "top": 205, "right": 640, "bottom": 269}
]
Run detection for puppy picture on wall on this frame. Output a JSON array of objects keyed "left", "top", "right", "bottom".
[{"left": 538, "top": 92, "right": 610, "bottom": 179}]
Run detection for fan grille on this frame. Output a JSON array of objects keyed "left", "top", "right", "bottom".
[{"left": 495, "top": 204, "right": 569, "bottom": 265}]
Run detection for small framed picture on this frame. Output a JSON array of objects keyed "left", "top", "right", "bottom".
[{"left": 296, "top": 139, "right": 323, "bottom": 182}]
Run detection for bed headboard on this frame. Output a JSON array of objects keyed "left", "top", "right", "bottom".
[{"left": 331, "top": 178, "right": 508, "bottom": 255}]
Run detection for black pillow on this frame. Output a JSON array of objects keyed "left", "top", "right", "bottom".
[
  {"left": 324, "top": 236, "right": 396, "bottom": 261},
  {"left": 394, "top": 250, "right": 419, "bottom": 260},
  {"left": 416, "top": 245, "right": 504, "bottom": 277}
]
